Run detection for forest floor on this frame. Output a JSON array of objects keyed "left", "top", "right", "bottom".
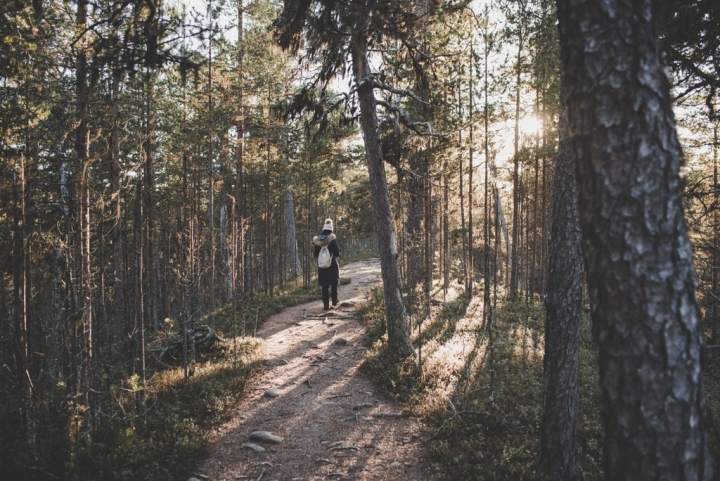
[{"left": 194, "top": 258, "right": 439, "bottom": 481}]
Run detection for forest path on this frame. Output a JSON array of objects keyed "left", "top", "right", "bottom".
[{"left": 195, "top": 258, "right": 439, "bottom": 481}]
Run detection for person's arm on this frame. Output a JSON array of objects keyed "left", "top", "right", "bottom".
[
  {"left": 313, "top": 244, "right": 320, "bottom": 258},
  {"left": 331, "top": 240, "right": 340, "bottom": 258}
]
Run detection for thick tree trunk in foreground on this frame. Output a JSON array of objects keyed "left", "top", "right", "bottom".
[
  {"left": 556, "top": 0, "right": 712, "bottom": 478},
  {"left": 539, "top": 79, "right": 581, "bottom": 480},
  {"left": 351, "top": 32, "right": 413, "bottom": 358}
]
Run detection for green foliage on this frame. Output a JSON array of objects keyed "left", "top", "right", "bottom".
[
  {"left": 202, "top": 280, "right": 322, "bottom": 336},
  {"left": 0, "top": 275, "right": 328, "bottom": 480},
  {"left": 360, "top": 290, "right": 605, "bottom": 480},
  {"left": 82, "top": 357, "right": 263, "bottom": 481}
]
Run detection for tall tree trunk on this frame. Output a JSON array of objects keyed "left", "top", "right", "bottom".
[
  {"left": 712, "top": 112, "right": 718, "bottom": 341},
  {"left": 424, "top": 179, "right": 432, "bottom": 319},
  {"left": 443, "top": 158, "right": 450, "bottom": 295},
  {"left": 283, "top": 132, "right": 301, "bottom": 278},
  {"left": 234, "top": 0, "right": 246, "bottom": 330},
  {"left": 110, "top": 66, "right": 125, "bottom": 355},
  {"left": 143, "top": 68, "right": 158, "bottom": 330},
  {"left": 510, "top": 29, "right": 524, "bottom": 296},
  {"left": 405, "top": 0, "right": 432, "bottom": 290},
  {"left": 265, "top": 88, "right": 273, "bottom": 297},
  {"left": 468, "top": 40, "right": 474, "bottom": 300},
  {"left": 556, "top": 0, "right": 713, "bottom": 477},
  {"left": 406, "top": 152, "right": 426, "bottom": 288},
  {"left": 74, "top": 0, "right": 93, "bottom": 469},
  {"left": 221, "top": 202, "right": 233, "bottom": 300},
  {"left": 539, "top": 78, "right": 582, "bottom": 479},
  {"left": 208, "top": 0, "right": 216, "bottom": 311},
  {"left": 133, "top": 181, "right": 147, "bottom": 422},
  {"left": 496, "top": 188, "right": 510, "bottom": 284},
  {"left": 13, "top": 154, "right": 36, "bottom": 461},
  {"left": 483, "top": 12, "right": 492, "bottom": 324},
  {"left": 351, "top": 30, "right": 413, "bottom": 358},
  {"left": 459, "top": 90, "right": 468, "bottom": 291}
]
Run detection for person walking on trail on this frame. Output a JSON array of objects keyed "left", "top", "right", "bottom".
[{"left": 313, "top": 218, "right": 341, "bottom": 310}]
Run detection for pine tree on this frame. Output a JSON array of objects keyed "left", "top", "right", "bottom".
[{"left": 556, "top": 0, "right": 713, "bottom": 477}]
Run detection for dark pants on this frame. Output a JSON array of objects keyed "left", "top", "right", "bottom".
[{"left": 322, "top": 284, "right": 338, "bottom": 309}]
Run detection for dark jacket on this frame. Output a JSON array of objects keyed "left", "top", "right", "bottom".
[{"left": 313, "top": 229, "right": 341, "bottom": 286}]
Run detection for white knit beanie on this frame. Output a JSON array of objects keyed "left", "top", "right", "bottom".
[{"left": 323, "top": 218, "right": 333, "bottom": 232}]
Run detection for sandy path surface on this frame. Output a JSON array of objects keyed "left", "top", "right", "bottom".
[{"left": 195, "top": 258, "right": 438, "bottom": 481}]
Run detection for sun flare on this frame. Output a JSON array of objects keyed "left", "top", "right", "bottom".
[{"left": 519, "top": 115, "right": 542, "bottom": 136}]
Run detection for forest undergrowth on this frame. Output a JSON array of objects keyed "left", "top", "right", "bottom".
[
  {"left": 360, "top": 283, "right": 695, "bottom": 480},
  {"left": 0, "top": 279, "right": 353, "bottom": 481}
]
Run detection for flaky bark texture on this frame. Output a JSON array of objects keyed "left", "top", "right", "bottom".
[
  {"left": 555, "top": 0, "right": 712, "bottom": 478},
  {"left": 539, "top": 79, "right": 581, "bottom": 480},
  {"left": 351, "top": 31, "right": 414, "bottom": 358}
]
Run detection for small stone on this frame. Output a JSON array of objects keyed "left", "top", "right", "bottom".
[
  {"left": 332, "top": 337, "right": 348, "bottom": 346},
  {"left": 389, "top": 461, "right": 401, "bottom": 469},
  {"left": 320, "top": 440, "right": 330, "bottom": 445},
  {"left": 241, "top": 442, "right": 266, "bottom": 452},
  {"left": 265, "top": 358, "right": 289, "bottom": 367},
  {"left": 250, "top": 430, "right": 283, "bottom": 444},
  {"left": 352, "top": 402, "right": 373, "bottom": 411},
  {"left": 264, "top": 389, "right": 282, "bottom": 398},
  {"left": 355, "top": 346, "right": 368, "bottom": 351},
  {"left": 319, "top": 367, "right": 332, "bottom": 375},
  {"left": 327, "top": 441, "right": 343, "bottom": 449}
]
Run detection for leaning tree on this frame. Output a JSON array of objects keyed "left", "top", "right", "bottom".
[{"left": 273, "top": 0, "right": 450, "bottom": 357}]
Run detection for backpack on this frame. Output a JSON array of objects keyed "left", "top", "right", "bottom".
[{"left": 318, "top": 245, "right": 333, "bottom": 269}]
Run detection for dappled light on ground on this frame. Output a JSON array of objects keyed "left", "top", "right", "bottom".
[{"left": 195, "top": 259, "right": 438, "bottom": 481}]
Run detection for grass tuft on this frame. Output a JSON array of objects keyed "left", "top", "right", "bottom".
[{"left": 359, "top": 287, "right": 605, "bottom": 480}]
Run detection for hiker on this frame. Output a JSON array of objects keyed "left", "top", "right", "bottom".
[{"left": 313, "top": 218, "right": 341, "bottom": 310}]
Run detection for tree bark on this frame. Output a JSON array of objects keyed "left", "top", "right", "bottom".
[
  {"left": 73, "top": 0, "right": 93, "bottom": 471},
  {"left": 143, "top": 68, "right": 158, "bottom": 330},
  {"left": 467, "top": 39, "right": 474, "bottom": 300},
  {"left": 510, "top": 24, "right": 524, "bottom": 296},
  {"left": 13, "top": 154, "right": 36, "bottom": 461},
  {"left": 351, "top": 30, "right": 413, "bottom": 358},
  {"left": 110, "top": 65, "right": 125, "bottom": 353},
  {"left": 234, "top": 0, "right": 246, "bottom": 330},
  {"left": 283, "top": 134, "right": 301, "bottom": 278},
  {"left": 458, "top": 89, "right": 470, "bottom": 290},
  {"left": 208, "top": 0, "right": 216, "bottom": 310},
  {"left": 556, "top": 0, "right": 713, "bottom": 478},
  {"left": 539, "top": 78, "right": 581, "bottom": 480},
  {"left": 483, "top": 16, "right": 492, "bottom": 324}
]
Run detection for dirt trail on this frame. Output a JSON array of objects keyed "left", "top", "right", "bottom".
[{"left": 195, "top": 258, "right": 439, "bottom": 481}]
